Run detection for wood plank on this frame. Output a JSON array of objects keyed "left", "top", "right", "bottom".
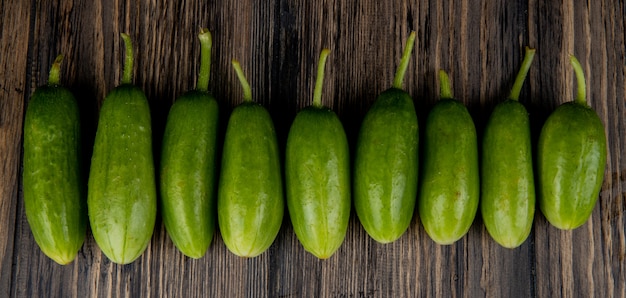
[
  {"left": 0, "top": 1, "right": 32, "bottom": 296},
  {"left": 2, "top": 0, "right": 625, "bottom": 297}
]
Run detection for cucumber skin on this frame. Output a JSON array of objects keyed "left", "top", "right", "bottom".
[
  {"left": 354, "top": 88, "right": 419, "bottom": 243},
  {"left": 538, "top": 102, "right": 606, "bottom": 230},
  {"left": 23, "top": 86, "right": 85, "bottom": 265},
  {"left": 88, "top": 84, "right": 156, "bottom": 264},
  {"left": 419, "top": 98, "right": 479, "bottom": 245},
  {"left": 481, "top": 100, "right": 535, "bottom": 248},
  {"left": 160, "top": 91, "right": 219, "bottom": 258},
  {"left": 218, "top": 102, "right": 284, "bottom": 257},
  {"left": 286, "top": 107, "right": 350, "bottom": 259}
]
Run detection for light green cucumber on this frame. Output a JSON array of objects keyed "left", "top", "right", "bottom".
[
  {"left": 286, "top": 49, "right": 350, "bottom": 259},
  {"left": 160, "top": 29, "right": 219, "bottom": 258},
  {"left": 537, "top": 55, "right": 607, "bottom": 230},
  {"left": 217, "top": 60, "right": 283, "bottom": 257},
  {"left": 22, "top": 55, "right": 85, "bottom": 265},
  {"left": 481, "top": 47, "right": 536, "bottom": 248},
  {"left": 419, "top": 70, "right": 479, "bottom": 245},
  {"left": 354, "top": 32, "right": 419, "bottom": 243},
  {"left": 88, "top": 33, "right": 156, "bottom": 264}
]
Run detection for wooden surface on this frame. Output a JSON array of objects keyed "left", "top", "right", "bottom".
[{"left": 1, "top": 0, "right": 625, "bottom": 297}]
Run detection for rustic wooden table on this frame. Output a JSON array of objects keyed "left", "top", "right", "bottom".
[{"left": 1, "top": 1, "right": 624, "bottom": 297}]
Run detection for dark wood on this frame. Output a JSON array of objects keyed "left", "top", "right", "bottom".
[
  {"left": 0, "top": 1, "right": 32, "bottom": 296},
  {"left": 1, "top": 0, "right": 624, "bottom": 297}
]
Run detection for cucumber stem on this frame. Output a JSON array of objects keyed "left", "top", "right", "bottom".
[
  {"left": 392, "top": 31, "right": 416, "bottom": 89},
  {"left": 231, "top": 60, "right": 252, "bottom": 102},
  {"left": 196, "top": 28, "right": 212, "bottom": 92},
  {"left": 120, "top": 33, "right": 134, "bottom": 85},
  {"left": 312, "top": 49, "right": 330, "bottom": 108},
  {"left": 48, "top": 54, "right": 64, "bottom": 86},
  {"left": 508, "top": 47, "right": 536, "bottom": 101},
  {"left": 439, "top": 70, "right": 453, "bottom": 99},
  {"left": 569, "top": 55, "right": 588, "bottom": 106}
]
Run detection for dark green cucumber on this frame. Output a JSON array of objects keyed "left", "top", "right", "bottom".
[
  {"left": 88, "top": 33, "right": 156, "bottom": 264},
  {"left": 419, "top": 70, "right": 479, "bottom": 245},
  {"left": 160, "top": 29, "right": 219, "bottom": 259},
  {"left": 22, "top": 55, "right": 85, "bottom": 265},
  {"left": 481, "top": 47, "right": 536, "bottom": 248},
  {"left": 537, "top": 55, "right": 607, "bottom": 230},
  {"left": 354, "top": 32, "right": 419, "bottom": 243},
  {"left": 217, "top": 60, "right": 283, "bottom": 257},
  {"left": 286, "top": 49, "right": 350, "bottom": 259}
]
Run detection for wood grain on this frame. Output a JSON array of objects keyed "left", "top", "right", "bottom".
[
  {"left": 1, "top": 0, "right": 625, "bottom": 297},
  {"left": 0, "top": 1, "right": 32, "bottom": 296}
]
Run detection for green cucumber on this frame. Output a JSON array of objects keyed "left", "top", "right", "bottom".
[
  {"left": 22, "top": 55, "right": 85, "bottom": 265},
  {"left": 481, "top": 47, "right": 536, "bottom": 248},
  {"left": 217, "top": 60, "right": 283, "bottom": 257},
  {"left": 537, "top": 55, "right": 607, "bottom": 230},
  {"left": 354, "top": 32, "right": 419, "bottom": 243},
  {"left": 285, "top": 49, "right": 350, "bottom": 259},
  {"left": 88, "top": 33, "right": 156, "bottom": 264},
  {"left": 418, "top": 70, "right": 479, "bottom": 245},
  {"left": 160, "top": 29, "right": 219, "bottom": 258}
]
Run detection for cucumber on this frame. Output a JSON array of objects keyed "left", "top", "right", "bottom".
[
  {"left": 160, "top": 29, "right": 219, "bottom": 259},
  {"left": 354, "top": 32, "right": 419, "bottom": 243},
  {"left": 285, "top": 49, "right": 350, "bottom": 259},
  {"left": 88, "top": 33, "right": 156, "bottom": 264},
  {"left": 217, "top": 60, "right": 283, "bottom": 257},
  {"left": 418, "top": 70, "right": 479, "bottom": 245},
  {"left": 537, "top": 55, "right": 607, "bottom": 230},
  {"left": 22, "top": 55, "right": 85, "bottom": 265},
  {"left": 481, "top": 47, "right": 536, "bottom": 248}
]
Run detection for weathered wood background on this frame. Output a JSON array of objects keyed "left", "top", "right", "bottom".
[{"left": 1, "top": 0, "right": 625, "bottom": 297}]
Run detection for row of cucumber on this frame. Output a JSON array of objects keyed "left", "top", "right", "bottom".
[{"left": 22, "top": 30, "right": 606, "bottom": 265}]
